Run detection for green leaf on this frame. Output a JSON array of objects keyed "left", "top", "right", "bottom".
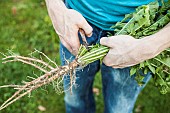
[
  {"left": 154, "top": 57, "right": 170, "bottom": 68},
  {"left": 144, "top": 68, "right": 148, "bottom": 75},
  {"left": 130, "top": 67, "right": 137, "bottom": 76},
  {"left": 139, "top": 62, "right": 145, "bottom": 68},
  {"left": 146, "top": 60, "right": 156, "bottom": 74}
]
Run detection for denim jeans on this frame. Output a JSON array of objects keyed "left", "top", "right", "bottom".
[{"left": 59, "top": 21, "right": 151, "bottom": 113}]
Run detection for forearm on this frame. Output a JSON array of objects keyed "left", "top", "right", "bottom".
[
  {"left": 45, "top": 0, "right": 67, "bottom": 16},
  {"left": 142, "top": 22, "right": 170, "bottom": 57}
]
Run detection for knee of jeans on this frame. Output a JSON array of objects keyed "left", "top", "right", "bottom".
[
  {"left": 64, "top": 93, "right": 82, "bottom": 107},
  {"left": 107, "top": 93, "right": 136, "bottom": 113}
]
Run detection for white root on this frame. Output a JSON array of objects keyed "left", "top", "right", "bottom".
[
  {"left": 34, "top": 49, "right": 58, "bottom": 68},
  {"left": 2, "top": 55, "right": 54, "bottom": 71},
  {"left": 0, "top": 53, "right": 79, "bottom": 111}
]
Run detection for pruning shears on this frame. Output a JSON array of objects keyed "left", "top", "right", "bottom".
[{"left": 79, "top": 29, "right": 90, "bottom": 51}]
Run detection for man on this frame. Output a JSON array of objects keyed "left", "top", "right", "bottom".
[{"left": 45, "top": 0, "right": 170, "bottom": 113}]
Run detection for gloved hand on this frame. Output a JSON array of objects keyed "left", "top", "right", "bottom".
[
  {"left": 100, "top": 35, "right": 156, "bottom": 68},
  {"left": 46, "top": 0, "right": 93, "bottom": 55}
]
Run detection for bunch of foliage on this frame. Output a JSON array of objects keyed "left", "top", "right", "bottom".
[{"left": 77, "top": 0, "right": 170, "bottom": 94}]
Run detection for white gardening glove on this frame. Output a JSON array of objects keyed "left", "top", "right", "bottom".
[
  {"left": 46, "top": 0, "right": 93, "bottom": 55},
  {"left": 100, "top": 35, "right": 156, "bottom": 68}
]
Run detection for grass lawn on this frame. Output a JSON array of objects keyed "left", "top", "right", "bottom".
[{"left": 0, "top": 0, "right": 170, "bottom": 113}]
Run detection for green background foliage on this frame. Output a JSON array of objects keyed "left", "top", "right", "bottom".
[{"left": 0, "top": 0, "right": 170, "bottom": 113}]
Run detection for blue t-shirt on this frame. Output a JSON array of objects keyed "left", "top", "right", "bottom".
[{"left": 67, "top": 0, "right": 155, "bottom": 31}]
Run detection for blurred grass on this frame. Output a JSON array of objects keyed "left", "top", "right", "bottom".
[{"left": 0, "top": 0, "right": 170, "bottom": 113}]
